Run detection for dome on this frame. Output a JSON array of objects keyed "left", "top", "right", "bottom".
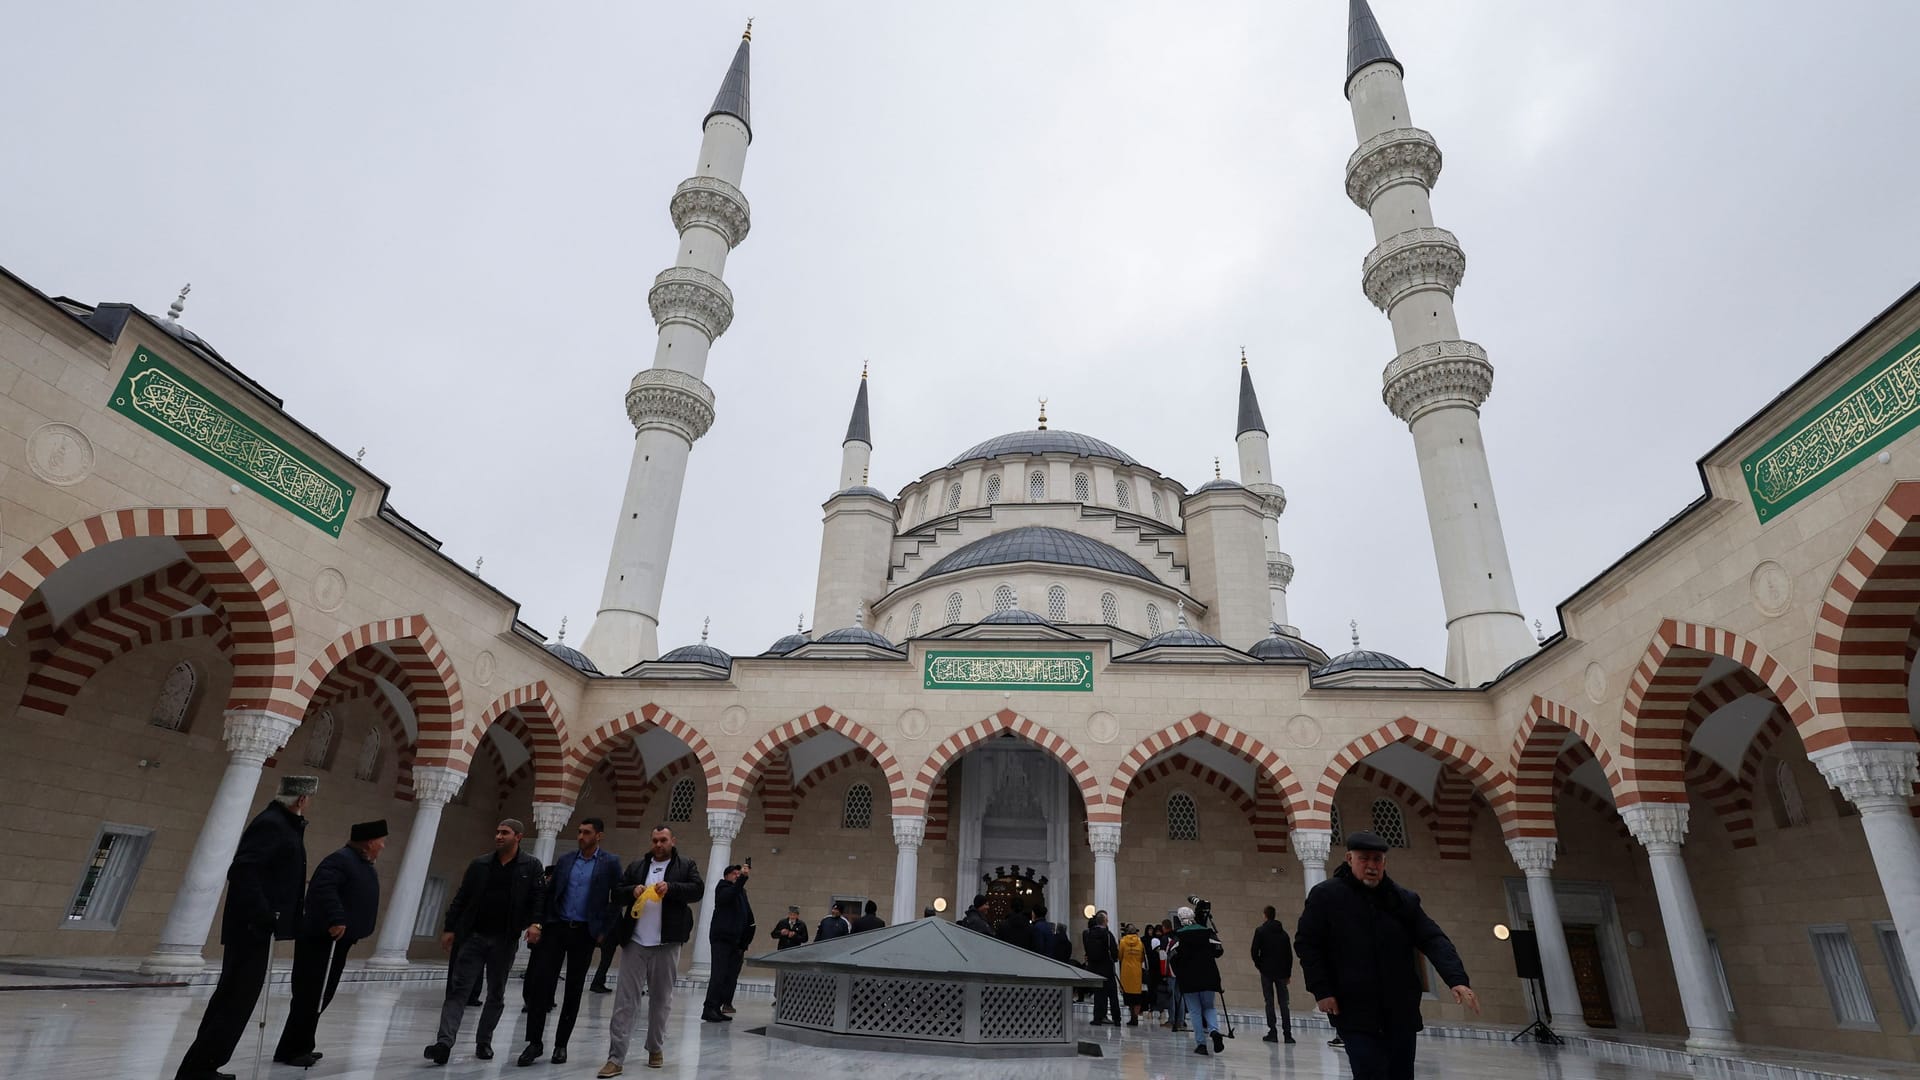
[
  {"left": 836, "top": 486, "right": 891, "bottom": 499},
  {"left": 1140, "top": 625, "right": 1225, "bottom": 648},
  {"left": 763, "top": 630, "right": 811, "bottom": 656},
  {"left": 1250, "top": 634, "right": 1319, "bottom": 662},
  {"left": 946, "top": 430, "right": 1138, "bottom": 468},
  {"left": 980, "top": 608, "right": 1050, "bottom": 625},
  {"left": 546, "top": 643, "right": 601, "bottom": 675},
  {"left": 817, "top": 626, "right": 899, "bottom": 648},
  {"left": 922, "top": 526, "right": 1159, "bottom": 585},
  {"left": 658, "top": 643, "right": 732, "bottom": 667},
  {"left": 1193, "top": 479, "right": 1244, "bottom": 493},
  {"left": 1314, "top": 648, "right": 1411, "bottom": 677}
]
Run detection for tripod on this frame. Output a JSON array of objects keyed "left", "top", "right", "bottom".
[{"left": 1510, "top": 975, "right": 1562, "bottom": 1045}]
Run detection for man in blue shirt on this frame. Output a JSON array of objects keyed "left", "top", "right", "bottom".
[{"left": 519, "top": 818, "right": 622, "bottom": 1066}]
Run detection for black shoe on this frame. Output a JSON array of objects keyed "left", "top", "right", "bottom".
[
  {"left": 424, "top": 1042, "right": 451, "bottom": 1065},
  {"left": 719, "top": 1013, "right": 733, "bottom": 1022},
  {"left": 1194, "top": 1044, "right": 1210, "bottom": 1056},
  {"left": 702, "top": 1010, "right": 726, "bottom": 1023},
  {"left": 1211, "top": 1031, "right": 1225, "bottom": 1052},
  {"left": 551, "top": 1047, "right": 568, "bottom": 1065},
  {"left": 1328, "top": 1036, "right": 1343, "bottom": 1048},
  {"left": 1284, "top": 1034, "right": 1296, "bottom": 1044},
  {"left": 1263, "top": 1031, "right": 1279, "bottom": 1043},
  {"left": 468, "top": 996, "right": 484, "bottom": 1007},
  {"left": 1089, "top": 1020, "right": 1107, "bottom": 1026},
  {"left": 286, "top": 1052, "right": 323, "bottom": 1068},
  {"left": 517, "top": 1042, "right": 544, "bottom": 1067},
  {"left": 476, "top": 1043, "right": 494, "bottom": 1060},
  {"left": 590, "top": 983, "right": 612, "bottom": 994}
]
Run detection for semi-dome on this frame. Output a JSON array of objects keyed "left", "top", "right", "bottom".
[
  {"left": 546, "top": 643, "right": 601, "bottom": 675},
  {"left": 922, "top": 526, "right": 1159, "bottom": 585},
  {"left": 980, "top": 607, "right": 1050, "bottom": 625},
  {"left": 817, "top": 625, "right": 898, "bottom": 648},
  {"left": 946, "top": 430, "right": 1138, "bottom": 468},
  {"left": 659, "top": 642, "right": 732, "bottom": 667},
  {"left": 1314, "top": 647, "right": 1411, "bottom": 677}
]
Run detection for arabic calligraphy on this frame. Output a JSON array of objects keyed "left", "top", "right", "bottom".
[
  {"left": 1744, "top": 331, "right": 1920, "bottom": 521},
  {"left": 923, "top": 651, "right": 1094, "bottom": 692}
]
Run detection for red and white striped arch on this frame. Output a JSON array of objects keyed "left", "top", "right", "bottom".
[
  {"left": 301, "top": 646, "right": 420, "bottom": 802},
  {"left": 1312, "top": 717, "right": 1509, "bottom": 835},
  {"left": 294, "top": 616, "right": 464, "bottom": 765},
  {"left": 1507, "top": 697, "right": 1619, "bottom": 839},
  {"left": 1345, "top": 763, "right": 1447, "bottom": 853},
  {"left": 1813, "top": 481, "right": 1920, "bottom": 750},
  {"left": 17, "top": 561, "right": 227, "bottom": 719},
  {"left": 475, "top": 682, "right": 571, "bottom": 804},
  {"left": 725, "top": 706, "right": 907, "bottom": 816},
  {"left": 1125, "top": 751, "right": 1288, "bottom": 854},
  {"left": 598, "top": 740, "right": 650, "bottom": 830},
  {"left": 570, "top": 705, "right": 723, "bottom": 810},
  {"left": 1108, "top": 713, "right": 1307, "bottom": 833},
  {"left": 906, "top": 709, "right": 1105, "bottom": 821}
]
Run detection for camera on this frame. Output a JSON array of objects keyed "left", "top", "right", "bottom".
[{"left": 1186, "top": 895, "right": 1215, "bottom": 929}]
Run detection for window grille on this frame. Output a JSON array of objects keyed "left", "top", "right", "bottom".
[
  {"left": 1047, "top": 585, "right": 1068, "bottom": 622},
  {"left": 1776, "top": 760, "right": 1810, "bottom": 827},
  {"left": 985, "top": 474, "right": 1002, "bottom": 502},
  {"left": 1028, "top": 471, "right": 1046, "bottom": 500},
  {"left": 63, "top": 824, "right": 153, "bottom": 929},
  {"left": 842, "top": 782, "right": 875, "bottom": 829},
  {"left": 1073, "top": 473, "right": 1091, "bottom": 502},
  {"left": 149, "top": 661, "right": 197, "bottom": 731},
  {"left": 1875, "top": 922, "right": 1920, "bottom": 1030},
  {"left": 303, "top": 708, "right": 336, "bottom": 768},
  {"left": 946, "top": 482, "right": 962, "bottom": 512},
  {"left": 945, "top": 592, "right": 963, "bottom": 625},
  {"left": 1330, "top": 805, "right": 1343, "bottom": 846},
  {"left": 1146, "top": 604, "right": 1162, "bottom": 635},
  {"left": 667, "top": 777, "right": 697, "bottom": 822},
  {"left": 993, "top": 584, "right": 1016, "bottom": 612},
  {"left": 1100, "top": 592, "right": 1118, "bottom": 624},
  {"left": 1167, "top": 791, "right": 1200, "bottom": 841},
  {"left": 1151, "top": 490, "right": 1164, "bottom": 517},
  {"left": 413, "top": 876, "right": 449, "bottom": 937},
  {"left": 907, "top": 604, "right": 922, "bottom": 637},
  {"left": 354, "top": 727, "right": 382, "bottom": 782},
  {"left": 1810, "top": 925, "right": 1878, "bottom": 1027},
  {"left": 1115, "top": 479, "right": 1132, "bottom": 509},
  {"left": 1370, "top": 798, "right": 1409, "bottom": 848}
]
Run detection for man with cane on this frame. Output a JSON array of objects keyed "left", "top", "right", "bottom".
[
  {"left": 172, "top": 775, "right": 316, "bottom": 1080},
  {"left": 273, "top": 819, "right": 386, "bottom": 1067}
]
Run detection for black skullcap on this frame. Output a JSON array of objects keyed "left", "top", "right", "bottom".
[
  {"left": 350, "top": 819, "right": 389, "bottom": 842},
  {"left": 1345, "top": 830, "right": 1389, "bottom": 853}
]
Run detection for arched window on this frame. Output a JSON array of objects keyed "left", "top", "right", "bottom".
[
  {"left": 946, "top": 481, "right": 962, "bottom": 512},
  {"left": 1151, "top": 490, "right": 1165, "bottom": 518},
  {"left": 303, "top": 708, "right": 336, "bottom": 768},
  {"left": 881, "top": 615, "right": 894, "bottom": 640},
  {"left": 1167, "top": 791, "right": 1200, "bottom": 841},
  {"left": 1115, "top": 478, "right": 1132, "bottom": 509},
  {"left": 1028, "top": 471, "right": 1046, "bottom": 500},
  {"left": 1370, "top": 798, "right": 1409, "bottom": 848},
  {"left": 993, "top": 584, "right": 1016, "bottom": 612},
  {"left": 354, "top": 727, "right": 383, "bottom": 783},
  {"left": 1329, "top": 804, "right": 1344, "bottom": 846},
  {"left": 1047, "top": 585, "right": 1068, "bottom": 622},
  {"left": 985, "top": 474, "right": 1002, "bottom": 503},
  {"left": 945, "top": 592, "right": 963, "bottom": 625},
  {"left": 149, "top": 661, "right": 197, "bottom": 731},
  {"left": 667, "top": 777, "right": 697, "bottom": 822},
  {"left": 907, "top": 603, "right": 922, "bottom": 637},
  {"left": 1100, "top": 592, "right": 1119, "bottom": 624},
  {"left": 1073, "top": 472, "right": 1091, "bottom": 502},
  {"left": 1775, "top": 759, "right": 1810, "bottom": 828},
  {"left": 1146, "top": 603, "right": 1162, "bottom": 635},
  {"left": 842, "top": 782, "right": 875, "bottom": 830}
]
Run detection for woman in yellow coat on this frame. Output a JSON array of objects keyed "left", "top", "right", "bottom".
[{"left": 1117, "top": 924, "right": 1146, "bottom": 1026}]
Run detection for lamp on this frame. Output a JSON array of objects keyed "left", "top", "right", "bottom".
[
  {"left": 933, "top": 897, "right": 948, "bottom": 913},
  {"left": 1083, "top": 903, "right": 1096, "bottom": 920},
  {"left": 1493, "top": 923, "right": 1510, "bottom": 941}
]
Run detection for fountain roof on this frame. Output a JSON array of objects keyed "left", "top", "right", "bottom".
[{"left": 748, "top": 916, "right": 1101, "bottom": 984}]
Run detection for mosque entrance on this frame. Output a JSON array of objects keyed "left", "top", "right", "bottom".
[
  {"left": 1566, "top": 925, "right": 1616, "bottom": 1028},
  {"left": 953, "top": 741, "right": 1072, "bottom": 923},
  {"left": 981, "top": 868, "right": 1048, "bottom": 925}
]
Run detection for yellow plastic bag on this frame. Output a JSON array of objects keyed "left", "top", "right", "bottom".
[{"left": 630, "top": 884, "right": 665, "bottom": 919}]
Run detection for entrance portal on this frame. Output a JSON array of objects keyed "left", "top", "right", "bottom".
[{"left": 953, "top": 743, "right": 1072, "bottom": 922}]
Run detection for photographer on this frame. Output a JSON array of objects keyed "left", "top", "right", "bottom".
[
  {"left": 1169, "top": 904, "right": 1226, "bottom": 1056},
  {"left": 699, "top": 862, "right": 753, "bottom": 1023}
]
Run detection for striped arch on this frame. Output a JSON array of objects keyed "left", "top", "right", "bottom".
[
  {"left": 572, "top": 705, "right": 723, "bottom": 807},
  {"left": 1508, "top": 697, "right": 1619, "bottom": 838},
  {"left": 297, "top": 646, "right": 420, "bottom": 800},
  {"left": 1812, "top": 480, "right": 1920, "bottom": 748},
  {"left": 472, "top": 736, "right": 510, "bottom": 804},
  {"left": 632, "top": 754, "right": 700, "bottom": 822},
  {"left": 758, "top": 751, "right": 796, "bottom": 835},
  {"left": 927, "top": 773, "right": 951, "bottom": 842},
  {"left": 600, "top": 740, "right": 649, "bottom": 830},
  {"left": 775, "top": 747, "right": 897, "bottom": 837},
  {"left": 475, "top": 683, "right": 571, "bottom": 803},
  {"left": 294, "top": 617, "right": 464, "bottom": 767},
  {"left": 1620, "top": 619, "right": 1815, "bottom": 807},
  {"left": 1313, "top": 717, "right": 1509, "bottom": 834},
  {"left": 0, "top": 508, "right": 297, "bottom": 717},
  {"left": 907, "top": 709, "right": 1105, "bottom": 821},
  {"left": 1429, "top": 770, "right": 1480, "bottom": 860},
  {"left": 1684, "top": 749, "right": 1757, "bottom": 848},
  {"left": 1109, "top": 713, "right": 1308, "bottom": 835},
  {"left": 1551, "top": 749, "right": 1634, "bottom": 844},
  {"left": 18, "top": 561, "right": 228, "bottom": 719},
  {"left": 1125, "top": 752, "right": 1287, "bottom": 854},
  {"left": 725, "top": 707, "right": 907, "bottom": 816}
]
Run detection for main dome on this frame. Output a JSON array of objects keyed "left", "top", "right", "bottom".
[
  {"left": 946, "top": 430, "right": 1138, "bottom": 468},
  {"left": 922, "top": 526, "right": 1159, "bottom": 584}
]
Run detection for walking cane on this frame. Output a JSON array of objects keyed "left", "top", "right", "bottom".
[
  {"left": 253, "top": 912, "right": 280, "bottom": 1080},
  {"left": 319, "top": 936, "right": 338, "bottom": 1018}
]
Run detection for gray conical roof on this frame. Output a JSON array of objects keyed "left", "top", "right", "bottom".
[
  {"left": 705, "top": 35, "right": 752, "bottom": 140},
  {"left": 1345, "top": 0, "right": 1402, "bottom": 96},
  {"left": 1237, "top": 363, "right": 1267, "bottom": 437},
  {"left": 747, "top": 917, "right": 1101, "bottom": 984},
  {"left": 844, "top": 376, "right": 871, "bottom": 445}
]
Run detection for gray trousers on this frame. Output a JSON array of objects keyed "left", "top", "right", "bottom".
[
  {"left": 437, "top": 931, "right": 518, "bottom": 1047},
  {"left": 607, "top": 941, "right": 678, "bottom": 1062}
]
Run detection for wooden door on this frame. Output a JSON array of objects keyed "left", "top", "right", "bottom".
[{"left": 1564, "top": 925, "right": 1616, "bottom": 1028}]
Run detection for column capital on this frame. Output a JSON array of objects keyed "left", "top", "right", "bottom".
[
  {"left": 1291, "top": 827, "right": 1333, "bottom": 866},
  {"left": 1087, "top": 822, "right": 1123, "bottom": 858},
  {"left": 1505, "top": 837, "right": 1558, "bottom": 876},
  {"left": 892, "top": 814, "right": 927, "bottom": 850},
  {"left": 706, "top": 807, "right": 746, "bottom": 842},
  {"left": 1810, "top": 743, "right": 1920, "bottom": 812},
  {"left": 221, "top": 709, "right": 299, "bottom": 763},
  {"left": 1620, "top": 803, "right": 1690, "bottom": 853},
  {"left": 530, "top": 801, "right": 575, "bottom": 838},
  {"left": 411, "top": 765, "right": 466, "bottom": 808}
]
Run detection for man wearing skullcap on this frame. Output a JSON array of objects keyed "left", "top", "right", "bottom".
[
  {"left": 273, "top": 819, "right": 387, "bottom": 1066},
  {"left": 173, "top": 775, "right": 317, "bottom": 1080}
]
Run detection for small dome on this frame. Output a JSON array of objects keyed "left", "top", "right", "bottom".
[
  {"left": 817, "top": 626, "right": 898, "bottom": 648},
  {"left": 1141, "top": 625, "right": 1225, "bottom": 649},
  {"left": 947, "top": 430, "right": 1138, "bottom": 468},
  {"left": 980, "top": 608, "right": 1050, "bottom": 625},
  {"left": 658, "top": 643, "right": 732, "bottom": 667},
  {"left": 546, "top": 643, "right": 601, "bottom": 675},
  {"left": 1491, "top": 651, "right": 1536, "bottom": 682},
  {"left": 923, "top": 526, "right": 1159, "bottom": 585},
  {"left": 1193, "top": 478, "right": 1245, "bottom": 493},
  {"left": 1250, "top": 634, "right": 1318, "bottom": 662},
  {"left": 1314, "top": 648, "right": 1411, "bottom": 677},
  {"left": 836, "top": 485, "right": 891, "bottom": 499},
  {"left": 763, "top": 630, "right": 811, "bottom": 656}
]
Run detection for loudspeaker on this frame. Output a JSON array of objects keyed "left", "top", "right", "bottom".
[{"left": 1509, "top": 929, "right": 1543, "bottom": 981}]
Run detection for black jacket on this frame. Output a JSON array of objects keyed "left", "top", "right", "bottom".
[
  {"left": 994, "top": 914, "right": 1031, "bottom": 949},
  {"left": 222, "top": 801, "right": 309, "bottom": 944},
  {"left": 709, "top": 876, "right": 755, "bottom": 946},
  {"left": 610, "top": 850, "right": 704, "bottom": 945},
  {"left": 771, "top": 916, "right": 809, "bottom": 949},
  {"left": 1083, "top": 924, "right": 1117, "bottom": 969},
  {"left": 301, "top": 844, "right": 379, "bottom": 942},
  {"left": 444, "top": 849, "right": 545, "bottom": 938},
  {"left": 958, "top": 909, "right": 994, "bottom": 936},
  {"left": 1295, "top": 865, "right": 1469, "bottom": 1036},
  {"left": 1250, "top": 917, "right": 1295, "bottom": 981},
  {"left": 817, "top": 915, "right": 851, "bottom": 940},
  {"left": 1169, "top": 922, "right": 1224, "bottom": 993},
  {"left": 850, "top": 913, "right": 886, "bottom": 934}
]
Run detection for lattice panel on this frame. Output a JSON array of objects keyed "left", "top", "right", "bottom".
[
  {"left": 847, "top": 976, "right": 964, "bottom": 1041},
  {"left": 775, "top": 971, "right": 839, "bottom": 1030},
  {"left": 979, "top": 984, "right": 1065, "bottom": 1041}
]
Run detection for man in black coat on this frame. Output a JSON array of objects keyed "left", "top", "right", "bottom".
[
  {"left": 273, "top": 818, "right": 386, "bottom": 1066},
  {"left": 700, "top": 863, "right": 754, "bottom": 1021},
  {"left": 957, "top": 894, "right": 994, "bottom": 936},
  {"left": 1251, "top": 903, "right": 1296, "bottom": 1044},
  {"left": 425, "top": 819, "right": 546, "bottom": 1065},
  {"left": 519, "top": 816, "right": 623, "bottom": 1065},
  {"left": 993, "top": 901, "right": 1031, "bottom": 949},
  {"left": 601, "top": 824, "right": 704, "bottom": 1074},
  {"left": 1295, "top": 831, "right": 1480, "bottom": 1080},
  {"left": 770, "top": 905, "right": 809, "bottom": 949},
  {"left": 816, "top": 901, "right": 851, "bottom": 941},
  {"left": 1083, "top": 910, "right": 1122, "bottom": 1025},
  {"left": 174, "top": 775, "right": 315, "bottom": 1080},
  {"left": 849, "top": 898, "right": 885, "bottom": 933}
]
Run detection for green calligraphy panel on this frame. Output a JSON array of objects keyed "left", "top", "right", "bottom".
[{"left": 923, "top": 650, "right": 1094, "bottom": 692}]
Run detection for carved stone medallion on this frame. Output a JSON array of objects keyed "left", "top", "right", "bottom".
[
  {"left": 898, "top": 708, "right": 929, "bottom": 741},
  {"left": 473, "top": 649, "right": 496, "bottom": 688},
  {"left": 720, "top": 705, "right": 748, "bottom": 737},
  {"left": 1584, "top": 662, "right": 1608, "bottom": 705},
  {"left": 1286, "top": 714, "right": 1322, "bottom": 749},
  {"left": 312, "top": 567, "right": 347, "bottom": 613},
  {"left": 1086, "top": 711, "right": 1119, "bottom": 745},
  {"left": 1750, "top": 560, "right": 1793, "bottom": 617},
  {"left": 27, "top": 422, "right": 94, "bottom": 486}
]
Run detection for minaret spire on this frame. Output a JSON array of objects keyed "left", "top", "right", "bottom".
[
  {"left": 838, "top": 366, "right": 873, "bottom": 489},
  {"left": 1233, "top": 351, "right": 1296, "bottom": 634},
  {"left": 1345, "top": 0, "right": 1401, "bottom": 95},
  {"left": 582, "top": 32, "right": 757, "bottom": 672}
]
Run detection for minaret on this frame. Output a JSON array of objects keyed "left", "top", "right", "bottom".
[
  {"left": 811, "top": 370, "right": 896, "bottom": 634},
  {"left": 1343, "top": 0, "right": 1533, "bottom": 685},
  {"left": 583, "top": 27, "right": 755, "bottom": 671},
  {"left": 839, "top": 363, "right": 872, "bottom": 490},
  {"left": 1234, "top": 351, "right": 1296, "bottom": 634}
]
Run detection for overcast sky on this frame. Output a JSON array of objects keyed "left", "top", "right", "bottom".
[{"left": 8, "top": 3, "right": 1920, "bottom": 670}]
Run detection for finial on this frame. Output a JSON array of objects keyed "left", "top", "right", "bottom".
[
  {"left": 1533, "top": 619, "right": 1545, "bottom": 644},
  {"left": 355, "top": 446, "right": 366, "bottom": 463},
  {"left": 1175, "top": 598, "right": 1188, "bottom": 629},
  {"left": 1240, "top": 346, "right": 1248, "bottom": 368},
  {"left": 1214, "top": 457, "right": 1222, "bottom": 480},
  {"left": 855, "top": 608, "right": 866, "bottom": 628},
  {"left": 797, "top": 613, "right": 805, "bottom": 633},
  {"left": 1036, "top": 397, "right": 1049, "bottom": 431},
  {"left": 702, "top": 616, "right": 711, "bottom": 644},
  {"left": 743, "top": 17, "right": 753, "bottom": 40},
  {"left": 473, "top": 555, "right": 484, "bottom": 573},
  {"left": 166, "top": 283, "right": 191, "bottom": 323},
  {"left": 558, "top": 615, "right": 569, "bottom": 645},
  {"left": 1350, "top": 619, "right": 1360, "bottom": 649},
  {"left": 861, "top": 358, "right": 868, "bottom": 380}
]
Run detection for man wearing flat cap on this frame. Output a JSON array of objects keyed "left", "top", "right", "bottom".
[
  {"left": 173, "top": 775, "right": 317, "bottom": 1080},
  {"left": 1295, "top": 830, "right": 1478, "bottom": 1080},
  {"left": 770, "top": 905, "right": 808, "bottom": 949},
  {"left": 273, "top": 819, "right": 387, "bottom": 1066}
]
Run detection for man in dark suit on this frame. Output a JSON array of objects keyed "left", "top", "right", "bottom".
[
  {"left": 519, "top": 817, "right": 622, "bottom": 1065},
  {"left": 273, "top": 818, "right": 385, "bottom": 1066},
  {"left": 700, "top": 863, "right": 754, "bottom": 1021},
  {"left": 849, "top": 898, "right": 885, "bottom": 934},
  {"left": 173, "top": 775, "right": 315, "bottom": 1080},
  {"left": 770, "top": 905, "right": 808, "bottom": 949},
  {"left": 816, "top": 901, "right": 851, "bottom": 941},
  {"left": 599, "top": 824, "right": 704, "bottom": 1075},
  {"left": 425, "top": 819, "right": 545, "bottom": 1066},
  {"left": 1251, "top": 903, "right": 1297, "bottom": 1043}
]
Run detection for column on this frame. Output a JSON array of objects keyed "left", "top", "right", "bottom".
[
  {"left": 1291, "top": 828, "right": 1332, "bottom": 889},
  {"left": 891, "top": 815, "right": 926, "bottom": 924},
  {"left": 1504, "top": 838, "right": 1589, "bottom": 1033},
  {"left": 529, "top": 801, "right": 574, "bottom": 866},
  {"left": 367, "top": 766, "right": 464, "bottom": 969},
  {"left": 1087, "top": 823, "right": 1122, "bottom": 921},
  {"left": 1619, "top": 804, "right": 1737, "bottom": 1052},
  {"left": 1810, "top": 744, "right": 1920, "bottom": 993},
  {"left": 689, "top": 808, "right": 743, "bottom": 978},
  {"left": 141, "top": 709, "right": 299, "bottom": 974}
]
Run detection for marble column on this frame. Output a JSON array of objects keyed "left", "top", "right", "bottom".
[
  {"left": 891, "top": 815, "right": 926, "bottom": 924},
  {"left": 368, "top": 766, "right": 464, "bottom": 969},
  {"left": 1291, "top": 828, "right": 1333, "bottom": 889},
  {"left": 141, "top": 709, "right": 300, "bottom": 974},
  {"left": 1088, "top": 823, "right": 1122, "bottom": 922},
  {"left": 1620, "top": 803, "right": 1736, "bottom": 1052},
  {"left": 529, "top": 801, "right": 574, "bottom": 866},
  {"left": 1505, "top": 838, "right": 1589, "bottom": 1033},
  {"left": 689, "top": 807, "right": 743, "bottom": 978},
  {"left": 1811, "top": 743, "right": 1920, "bottom": 995}
]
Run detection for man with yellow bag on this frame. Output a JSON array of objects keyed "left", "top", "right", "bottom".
[{"left": 596, "top": 825, "right": 703, "bottom": 1076}]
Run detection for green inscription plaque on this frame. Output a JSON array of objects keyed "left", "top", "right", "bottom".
[
  {"left": 923, "top": 650, "right": 1094, "bottom": 692},
  {"left": 109, "top": 347, "right": 355, "bottom": 535}
]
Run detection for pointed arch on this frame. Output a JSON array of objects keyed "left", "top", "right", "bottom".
[
  {"left": 572, "top": 704, "right": 723, "bottom": 807},
  {"left": 724, "top": 706, "right": 907, "bottom": 815},
  {"left": 293, "top": 616, "right": 465, "bottom": 769},
  {"left": 1346, "top": 763, "right": 1446, "bottom": 852},
  {"left": 598, "top": 740, "right": 649, "bottom": 830},
  {"left": 475, "top": 682, "right": 571, "bottom": 803},
  {"left": 1508, "top": 697, "right": 1620, "bottom": 838},
  {"left": 1124, "top": 751, "right": 1286, "bottom": 854},
  {"left": 1312, "top": 717, "right": 1508, "bottom": 834},
  {"left": 1110, "top": 712, "right": 1306, "bottom": 839},
  {"left": 906, "top": 709, "right": 1105, "bottom": 820},
  {"left": 758, "top": 750, "right": 797, "bottom": 836},
  {"left": 17, "top": 561, "right": 228, "bottom": 719},
  {"left": 304, "top": 646, "right": 419, "bottom": 801},
  {"left": 1812, "top": 480, "right": 1920, "bottom": 748}
]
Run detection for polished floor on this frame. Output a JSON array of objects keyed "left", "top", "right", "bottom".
[{"left": 2, "top": 980, "right": 1704, "bottom": 1079}]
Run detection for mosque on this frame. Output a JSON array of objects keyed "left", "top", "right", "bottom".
[{"left": 6, "top": 0, "right": 1920, "bottom": 1067}]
